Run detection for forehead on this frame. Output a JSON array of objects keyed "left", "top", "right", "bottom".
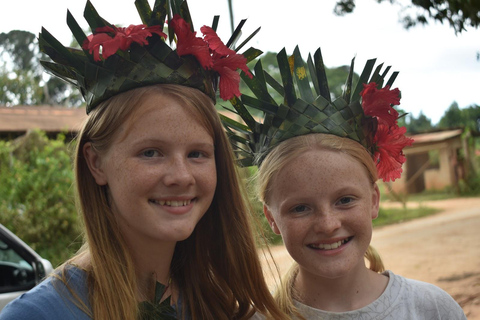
[
  {"left": 272, "top": 149, "right": 370, "bottom": 194},
  {"left": 119, "top": 92, "right": 212, "bottom": 142}
]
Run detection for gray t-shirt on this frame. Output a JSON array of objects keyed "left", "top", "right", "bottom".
[{"left": 294, "top": 270, "right": 466, "bottom": 320}]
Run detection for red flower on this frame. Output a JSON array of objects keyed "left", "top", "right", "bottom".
[
  {"left": 361, "top": 82, "right": 400, "bottom": 127},
  {"left": 201, "top": 26, "right": 252, "bottom": 100},
  {"left": 169, "top": 15, "right": 213, "bottom": 69},
  {"left": 83, "top": 24, "right": 166, "bottom": 61},
  {"left": 373, "top": 123, "right": 414, "bottom": 182},
  {"left": 201, "top": 26, "right": 236, "bottom": 57}
]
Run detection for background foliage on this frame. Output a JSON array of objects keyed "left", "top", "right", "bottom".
[
  {"left": 334, "top": 0, "right": 480, "bottom": 34},
  {"left": 0, "top": 30, "right": 83, "bottom": 107},
  {"left": 0, "top": 4, "right": 479, "bottom": 258},
  {"left": 0, "top": 130, "right": 81, "bottom": 267}
]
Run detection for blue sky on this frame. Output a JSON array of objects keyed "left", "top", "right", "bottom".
[{"left": 1, "top": 0, "right": 479, "bottom": 124}]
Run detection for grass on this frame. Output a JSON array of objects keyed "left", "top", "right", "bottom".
[{"left": 373, "top": 206, "right": 440, "bottom": 228}]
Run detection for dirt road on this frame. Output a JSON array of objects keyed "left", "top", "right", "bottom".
[{"left": 260, "top": 197, "right": 480, "bottom": 319}]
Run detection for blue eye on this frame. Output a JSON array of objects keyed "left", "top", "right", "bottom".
[
  {"left": 338, "top": 197, "right": 353, "bottom": 205},
  {"left": 142, "top": 150, "right": 158, "bottom": 158},
  {"left": 188, "top": 151, "right": 202, "bottom": 158},
  {"left": 292, "top": 205, "right": 308, "bottom": 213}
]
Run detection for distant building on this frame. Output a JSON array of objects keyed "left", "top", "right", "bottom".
[
  {"left": 0, "top": 105, "right": 86, "bottom": 140},
  {"left": 389, "top": 128, "right": 469, "bottom": 194}
]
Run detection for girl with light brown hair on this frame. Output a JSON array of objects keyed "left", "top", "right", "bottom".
[{"left": 0, "top": 1, "right": 290, "bottom": 319}]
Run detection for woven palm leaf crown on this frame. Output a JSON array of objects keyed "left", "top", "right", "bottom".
[
  {"left": 39, "top": 0, "right": 262, "bottom": 114},
  {"left": 221, "top": 46, "right": 399, "bottom": 168}
]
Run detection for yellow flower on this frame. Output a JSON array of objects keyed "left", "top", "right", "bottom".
[
  {"left": 296, "top": 66, "right": 307, "bottom": 80},
  {"left": 288, "top": 55, "right": 295, "bottom": 75}
]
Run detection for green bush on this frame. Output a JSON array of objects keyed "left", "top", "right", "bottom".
[
  {"left": 240, "top": 167, "right": 283, "bottom": 246},
  {"left": 0, "top": 130, "right": 81, "bottom": 267},
  {"left": 374, "top": 206, "right": 439, "bottom": 227}
]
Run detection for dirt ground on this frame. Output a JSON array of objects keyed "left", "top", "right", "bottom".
[{"left": 259, "top": 197, "right": 480, "bottom": 319}]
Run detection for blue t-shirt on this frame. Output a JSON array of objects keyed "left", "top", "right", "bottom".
[
  {"left": 0, "top": 265, "right": 91, "bottom": 319},
  {"left": 1, "top": 265, "right": 183, "bottom": 319}
]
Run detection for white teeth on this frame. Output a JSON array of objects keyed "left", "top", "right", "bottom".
[
  {"left": 151, "top": 199, "right": 191, "bottom": 207},
  {"left": 310, "top": 238, "right": 349, "bottom": 250}
]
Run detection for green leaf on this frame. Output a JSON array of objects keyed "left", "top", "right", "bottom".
[
  {"left": 66, "top": 11, "right": 90, "bottom": 59},
  {"left": 351, "top": 58, "right": 376, "bottom": 101},
  {"left": 83, "top": 0, "right": 111, "bottom": 31},
  {"left": 277, "top": 48, "right": 296, "bottom": 106},
  {"left": 241, "top": 47, "right": 263, "bottom": 64},
  {"left": 135, "top": 0, "right": 153, "bottom": 25},
  {"left": 138, "top": 281, "right": 177, "bottom": 320},
  {"left": 386, "top": 71, "right": 399, "bottom": 88},
  {"left": 264, "top": 71, "right": 284, "bottom": 96},
  {"left": 292, "top": 46, "right": 314, "bottom": 103},
  {"left": 235, "top": 26, "right": 261, "bottom": 53},
  {"left": 39, "top": 28, "right": 83, "bottom": 71},
  {"left": 342, "top": 57, "right": 355, "bottom": 104},
  {"left": 226, "top": 19, "right": 246, "bottom": 48},
  {"left": 151, "top": 0, "right": 168, "bottom": 28},
  {"left": 313, "top": 48, "right": 331, "bottom": 102}
]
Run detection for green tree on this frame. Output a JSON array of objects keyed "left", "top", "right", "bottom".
[
  {"left": 438, "top": 102, "right": 480, "bottom": 131},
  {"left": 406, "top": 111, "right": 434, "bottom": 133},
  {"left": 0, "top": 30, "right": 82, "bottom": 106},
  {"left": 334, "top": 0, "right": 480, "bottom": 34}
]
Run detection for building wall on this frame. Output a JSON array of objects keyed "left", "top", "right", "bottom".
[
  {"left": 388, "top": 135, "right": 463, "bottom": 194},
  {"left": 424, "top": 147, "right": 455, "bottom": 190}
]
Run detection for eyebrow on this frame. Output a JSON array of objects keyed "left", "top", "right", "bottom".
[{"left": 132, "top": 138, "right": 214, "bottom": 149}]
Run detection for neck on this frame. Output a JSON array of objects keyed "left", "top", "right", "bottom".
[
  {"left": 133, "top": 244, "right": 176, "bottom": 301},
  {"left": 120, "top": 230, "right": 177, "bottom": 302},
  {"left": 294, "top": 265, "right": 388, "bottom": 312}
]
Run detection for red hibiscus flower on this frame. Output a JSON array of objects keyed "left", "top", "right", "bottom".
[
  {"left": 169, "top": 15, "right": 213, "bottom": 69},
  {"left": 83, "top": 24, "right": 166, "bottom": 61},
  {"left": 201, "top": 26, "right": 252, "bottom": 100},
  {"left": 361, "top": 82, "right": 400, "bottom": 127},
  {"left": 373, "top": 123, "right": 414, "bottom": 182}
]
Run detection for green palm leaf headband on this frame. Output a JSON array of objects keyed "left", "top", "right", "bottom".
[
  {"left": 221, "top": 46, "right": 414, "bottom": 182},
  {"left": 38, "top": 0, "right": 262, "bottom": 114}
]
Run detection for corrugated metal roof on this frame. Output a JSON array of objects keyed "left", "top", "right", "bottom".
[{"left": 0, "top": 105, "right": 87, "bottom": 133}]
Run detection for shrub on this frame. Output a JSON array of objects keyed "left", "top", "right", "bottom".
[{"left": 0, "top": 130, "right": 81, "bottom": 267}]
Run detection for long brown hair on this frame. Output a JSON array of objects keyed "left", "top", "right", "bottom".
[
  {"left": 256, "top": 133, "right": 384, "bottom": 318},
  {"left": 56, "top": 84, "right": 290, "bottom": 319}
]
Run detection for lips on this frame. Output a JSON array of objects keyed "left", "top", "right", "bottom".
[{"left": 308, "top": 236, "right": 353, "bottom": 250}]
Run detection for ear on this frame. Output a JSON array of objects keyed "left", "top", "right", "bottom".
[
  {"left": 371, "top": 183, "right": 380, "bottom": 220},
  {"left": 263, "top": 204, "right": 281, "bottom": 235},
  {"left": 83, "top": 142, "right": 108, "bottom": 186}
]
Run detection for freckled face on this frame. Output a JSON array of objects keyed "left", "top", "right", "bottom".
[
  {"left": 265, "top": 149, "right": 379, "bottom": 280},
  {"left": 91, "top": 93, "right": 217, "bottom": 247}
]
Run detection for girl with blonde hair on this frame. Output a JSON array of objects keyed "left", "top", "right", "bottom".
[{"left": 224, "top": 46, "right": 466, "bottom": 319}]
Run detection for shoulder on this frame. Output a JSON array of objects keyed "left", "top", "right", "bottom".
[
  {"left": 0, "top": 265, "right": 91, "bottom": 320},
  {"left": 386, "top": 271, "right": 467, "bottom": 319}
]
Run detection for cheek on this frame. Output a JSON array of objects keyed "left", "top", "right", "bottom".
[
  {"left": 198, "top": 164, "right": 217, "bottom": 195},
  {"left": 276, "top": 219, "right": 306, "bottom": 242}
]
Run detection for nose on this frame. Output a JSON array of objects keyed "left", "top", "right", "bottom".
[
  {"left": 313, "top": 211, "right": 341, "bottom": 235},
  {"left": 163, "top": 156, "right": 195, "bottom": 187}
]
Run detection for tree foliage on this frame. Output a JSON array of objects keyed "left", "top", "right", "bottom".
[
  {"left": 0, "top": 130, "right": 81, "bottom": 267},
  {"left": 406, "top": 110, "right": 434, "bottom": 133},
  {"left": 0, "top": 30, "right": 83, "bottom": 106},
  {"left": 438, "top": 101, "right": 480, "bottom": 131},
  {"left": 334, "top": 0, "right": 480, "bottom": 33}
]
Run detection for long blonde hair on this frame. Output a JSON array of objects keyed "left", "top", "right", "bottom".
[
  {"left": 56, "top": 84, "right": 289, "bottom": 319},
  {"left": 256, "top": 133, "right": 384, "bottom": 318}
]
